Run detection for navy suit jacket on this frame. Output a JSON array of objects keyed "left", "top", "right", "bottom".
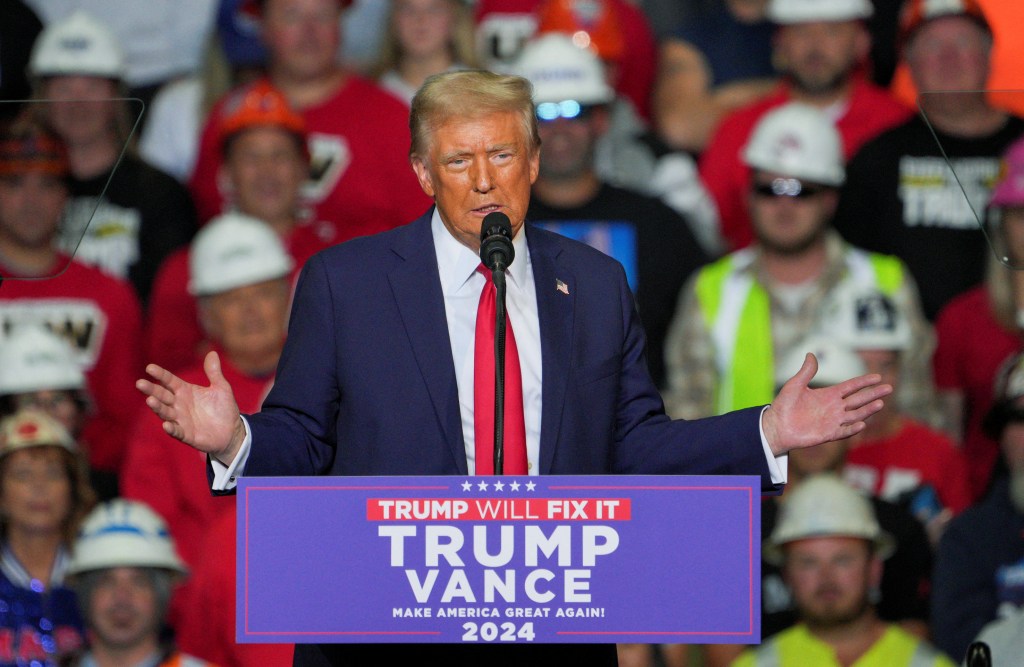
[{"left": 243, "top": 211, "right": 778, "bottom": 490}]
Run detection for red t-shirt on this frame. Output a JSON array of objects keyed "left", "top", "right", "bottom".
[
  {"left": 699, "top": 79, "right": 913, "bottom": 250},
  {"left": 933, "top": 285, "right": 1022, "bottom": 498},
  {"left": 189, "top": 76, "right": 431, "bottom": 236},
  {"left": 844, "top": 418, "right": 972, "bottom": 515},
  {"left": 0, "top": 256, "right": 142, "bottom": 473}
]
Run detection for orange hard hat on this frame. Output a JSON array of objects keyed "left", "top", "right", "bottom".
[
  {"left": 536, "top": 0, "right": 624, "bottom": 62},
  {"left": 898, "top": 0, "right": 991, "bottom": 47},
  {"left": 0, "top": 119, "right": 69, "bottom": 178},
  {"left": 218, "top": 80, "right": 307, "bottom": 152}
]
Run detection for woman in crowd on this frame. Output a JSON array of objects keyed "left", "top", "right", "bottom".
[
  {"left": 371, "top": 0, "right": 477, "bottom": 106},
  {"left": 0, "top": 409, "right": 96, "bottom": 667}
]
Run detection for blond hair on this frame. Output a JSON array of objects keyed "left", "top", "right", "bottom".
[
  {"left": 409, "top": 70, "right": 540, "bottom": 160},
  {"left": 371, "top": 0, "right": 479, "bottom": 79}
]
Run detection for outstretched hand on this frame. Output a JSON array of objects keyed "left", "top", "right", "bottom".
[
  {"left": 762, "top": 353, "right": 892, "bottom": 457},
  {"left": 135, "top": 351, "right": 246, "bottom": 464}
]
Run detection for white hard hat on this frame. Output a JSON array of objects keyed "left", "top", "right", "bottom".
[
  {"left": 0, "top": 325, "right": 86, "bottom": 396},
  {"left": 774, "top": 336, "right": 867, "bottom": 388},
  {"left": 764, "top": 474, "right": 894, "bottom": 565},
  {"left": 819, "top": 286, "right": 913, "bottom": 351},
  {"left": 767, "top": 0, "right": 874, "bottom": 24},
  {"left": 0, "top": 408, "right": 77, "bottom": 458},
  {"left": 28, "top": 10, "right": 126, "bottom": 80},
  {"left": 188, "top": 212, "right": 294, "bottom": 296},
  {"left": 513, "top": 33, "right": 614, "bottom": 107},
  {"left": 743, "top": 102, "right": 845, "bottom": 186},
  {"left": 67, "top": 499, "right": 188, "bottom": 576}
]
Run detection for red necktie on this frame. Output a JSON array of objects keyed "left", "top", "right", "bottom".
[{"left": 474, "top": 265, "right": 528, "bottom": 475}]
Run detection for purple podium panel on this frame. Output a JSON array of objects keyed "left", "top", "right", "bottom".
[{"left": 237, "top": 475, "right": 760, "bottom": 644}]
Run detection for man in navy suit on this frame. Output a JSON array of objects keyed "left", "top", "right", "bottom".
[{"left": 138, "top": 71, "right": 890, "bottom": 666}]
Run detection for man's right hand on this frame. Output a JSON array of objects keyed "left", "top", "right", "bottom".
[{"left": 136, "top": 350, "right": 245, "bottom": 465}]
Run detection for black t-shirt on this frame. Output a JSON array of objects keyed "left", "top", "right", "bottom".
[
  {"left": 761, "top": 494, "right": 933, "bottom": 638},
  {"left": 528, "top": 183, "right": 709, "bottom": 388},
  {"left": 834, "top": 114, "right": 1024, "bottom": 321},
  {"left": 60, "top": 155, "right": 198, "bottom": 307}
]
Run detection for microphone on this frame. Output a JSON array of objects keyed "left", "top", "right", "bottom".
[{"left": 480, "top": 212, "right": 515, "bottom": 271}]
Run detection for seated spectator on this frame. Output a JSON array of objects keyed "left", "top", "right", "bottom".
[
  {"left": 371, "top": 0, "right": 478, "bottom": 106},
  {"left": 818, "top": 288, "right": 970, "bottom": 538},
  {"left": 515, "top": 33, "right": 710, "bottom": 388},
  {"left": 516, "top": 32, "right": 723, "bottom": 256},
  {"left": 189, "top": 0, "right": 431, "bottom": 237},
  {"left": 833, "top": 0, "right": 1024, "bottom": 322},
  {"left": 0, "top": 325, "right": 122, "bottom": 500},
  {"left": 124, "top": 214, "right": 292, "bottom": 662},
  {"left": 705, "top": 342, "right": 934, "bottom": 667},
  {"left": 27, "top": 10, "right": 199, "bottom": 307},
  {"left": 0, "top": 409, "right": 96, "bottom": 666},
  {"left": 653, "top": 0, "right": 777, "bottom": 154},
  {"left": 65, "top": 499, "right": 212, "bottom": 667},
  {"left": 732, "top": 474, "right": 953, "bottom": 667},
  {"left": 699, "top": 0, "right": 912, "bottom": 251},
  {"left": 475, "top": 0, "right": 657, "bottom": 122},
  {"left": 934, "top": 135, "right": 1024, "bottom": 499},
  {"left": 0, "top": 119, "right": 142, "bottom": 496},
  {"left": 664, "top": 103, "right": 932, "bottom": 424},
  {"left": 146, "top": 81, "right": 328, "bottom": 372},
  {"left": 931, "top": 352, "right": 1024, "bottom": 662}
]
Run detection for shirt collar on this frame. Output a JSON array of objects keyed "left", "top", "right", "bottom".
[{"left": 431, "top": 207, "right": 530, "bottom": 295}]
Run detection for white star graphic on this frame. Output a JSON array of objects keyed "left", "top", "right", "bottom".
[
  {"left": 461, "top": 480, "right": 472, "bottom": 491},
  {"left": 525, "top": 481, "right": 536, "bottom": 492},
  {"left": 510, "top": 481, "right": 521, "bottom": 491},
  {"left": 477, "top": 481, "right": 489, "bottom": 491},
  {"left": 493, "top": 481, "right": 505, "bottom": 491}
]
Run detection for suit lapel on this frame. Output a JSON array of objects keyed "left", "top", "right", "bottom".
[
  {"left": 387, "top": 213, "right": 467, "bottom": 474},
  {"left": 527, "top": 227, "right": 575, "bottom": 474}
]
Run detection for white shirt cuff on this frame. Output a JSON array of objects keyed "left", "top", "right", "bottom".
[
  {"left": 210, "top": 416, "right": 253, "bottom": 491},
  {"left": 759, "top": 406, "right": 788, "bottom": 485}
]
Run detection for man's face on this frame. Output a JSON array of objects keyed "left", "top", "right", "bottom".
[
  {"left": 200, "top": 278, "right": 291, "bottom": 369},
  {"left": 87, "top": 567, "right": 161, "bottom": 651},
  {"left": 784, "top": 536, "right": 880, "bottom": 629},
  {"left": 775, "top": 21, "right": 868, "bottom": 95},
  {"left": 411, "top": 110, "right": 539, "bottom": 250},
  {"left": 536, "top": 109, "right": 604, "bottom": 182},
  {"left": 40, "top": 76, "right": 120, "bottom": 147},
  {"left": 262, "top": 0, "right": 342, "bottom": 82},
  {"left": 905, "top": 16, "right": 991, "bottom": 94},
  {"left": 748, "top": 172, "right": 835, "bottom": 255},
  {"left": 0, "top": 172, "right": 66, "bottom": 250},
  {"left": 790, "top": 440, "right": 849, "bottom": 478},
  {"left": 224, "top": 127, "right": 307, "bottom": 223}
]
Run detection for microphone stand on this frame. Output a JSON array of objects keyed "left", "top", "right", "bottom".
[{"left": 491, "top": 263, "right": 508, "bottom": 476}]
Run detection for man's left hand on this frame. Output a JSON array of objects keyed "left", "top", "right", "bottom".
[{"left": 762, "top": 353, "right": 892, "bottom": 456}]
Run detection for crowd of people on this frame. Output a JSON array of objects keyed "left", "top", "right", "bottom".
[{"left": 1, "top": 0, "right": 1023, "bottom": 665}]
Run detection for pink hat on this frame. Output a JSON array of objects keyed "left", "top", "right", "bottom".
[{"left": 990, "top": 137, "right": 1024, "bottom": 208}]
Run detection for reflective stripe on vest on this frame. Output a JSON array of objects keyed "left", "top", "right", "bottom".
[{"left": 695, "top": 248, "right": 904, "bottom": 414}]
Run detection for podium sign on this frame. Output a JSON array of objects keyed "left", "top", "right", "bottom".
[{"left": 237, "top": 475, "right": 760, "bottom": 644}]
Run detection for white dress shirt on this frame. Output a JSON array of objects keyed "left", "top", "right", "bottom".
[{"left": 212, "top": 211, "right": 787, "bottom": 489}]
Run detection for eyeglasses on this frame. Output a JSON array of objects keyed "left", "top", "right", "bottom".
[
  {"left": 752, "top": 177, "right": 828, "bottom": 199},
  {"left": 535, "top": 100, "right": 596, "bottom": 122}
]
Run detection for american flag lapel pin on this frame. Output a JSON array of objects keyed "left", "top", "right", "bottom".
[{"left": 556, "top": 279, "right": 569, "bottom": 295}]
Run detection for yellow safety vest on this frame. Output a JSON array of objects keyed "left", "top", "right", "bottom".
[
  {"left": 732, "top": 624, "right": 956, "bottom": 667},
  {"left": 695, "top": 247, "right": 904, "bottom": 414}
]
